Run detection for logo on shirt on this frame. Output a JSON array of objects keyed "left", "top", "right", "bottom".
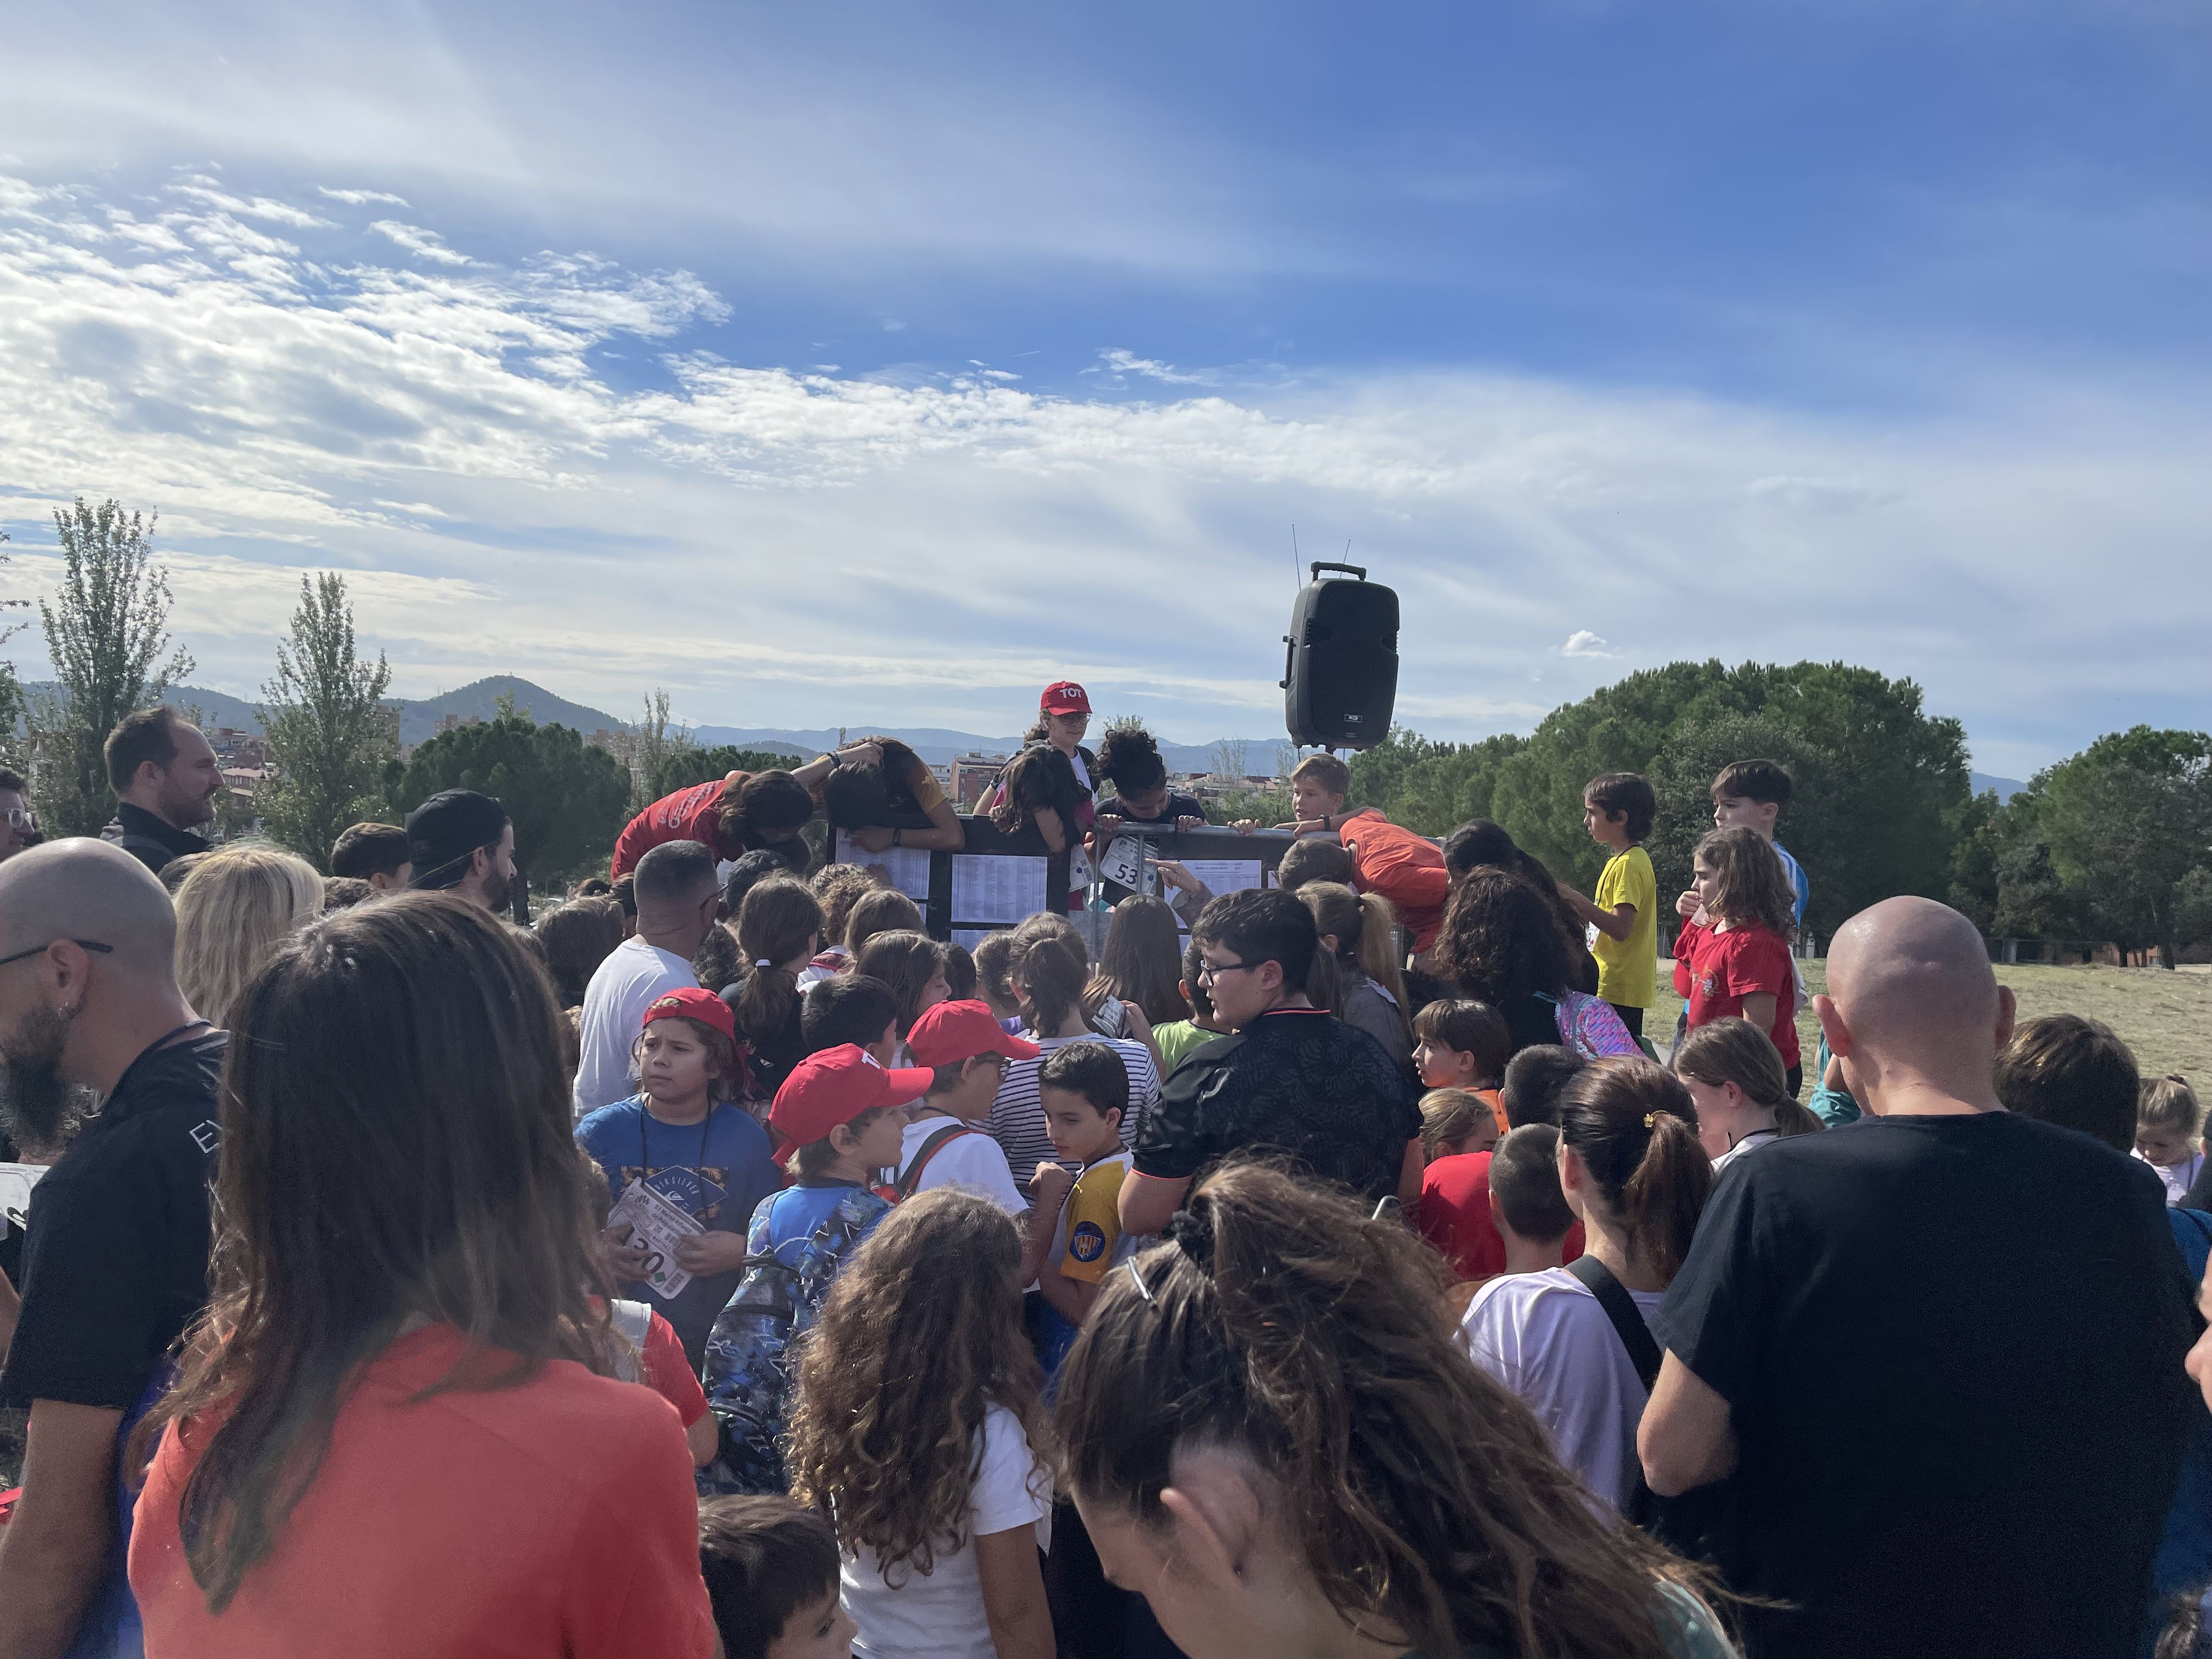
[{"left": 1068, "top": 1221, "right": 1108, "bottom": 1263}]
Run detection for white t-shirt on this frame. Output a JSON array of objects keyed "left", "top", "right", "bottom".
[
  {"left": 1457, "top": 1266, "right": 1662, "bottom": 1514},
  {"left": 898, "top": 1116, "right": 1028, "bottom": 1218},
  {"left": 1710, "top": 1128, "right": 1781, "bottom": 1173},
  {"left": 2140, "top": 1148, "right": 2205, "bottom": 1207},
  {"left": 844, "top": 1403, "right": 1052, "bottom": 1659},
  {"left": 572, "top": 938, "right": 697, "bottom": 1121}
]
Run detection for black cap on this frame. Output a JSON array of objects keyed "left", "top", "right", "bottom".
[{"left": 404, "top": 789, "right": 509, "bottom": 890}]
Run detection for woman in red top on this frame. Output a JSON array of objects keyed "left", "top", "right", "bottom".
[
  {"left": 1673, "top": 825, "right": 1801, "bottom": 1086},
  {"left": 127, "top": 896, "right": 713, "bottom": 1659},
  {"left": 609, "top": 741, "right": 884, "bottom": 880}
]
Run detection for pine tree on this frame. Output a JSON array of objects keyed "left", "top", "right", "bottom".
[{"left": 256, "top": 574, "right": 396, "bottom": 870}]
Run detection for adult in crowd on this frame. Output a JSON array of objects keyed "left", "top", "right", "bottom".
[
  {"left": 573, "top": 840, "right": 719, "bottom": 1118},
  {"left": 1260, "top": 754, "right": 1453, "bottom": 958},
  {"left": 1057, "top": 1165, "right": 1739, "bottom": 1659},
  {"left": 1640, "top": 896, "right": 2196, "bottom": 1659},
  {"left": 0, "top": 840, "right": 225, "bottom": 1659},
  {"left": 534, "top": 896, "right": 627, "bottom": 1011},
  {"left": 610, "top": 743, "right": 876, "bottom": 881},
  {"left": 990, "top": 933, "right": 1159, "bottom": 1176},
  {"left": 1119, "top": 888, "right": 1420, "bottom": 1235},
  {"left": 1434, "top": 868, "right": 1586, "bottom": 1057},
  {"left": 328, "top": 821, "right": 412, "bottom": 892},
  {"left": 1460, "top": 1058, "right": 1712, "bottom": 1516},
  {"left": 1297, "top": 880, "right": 1412, "bottom": 1069},
  {"left": 1444, "top": 819, "right": 1600, "bottom": 995},
  {"left": 1093, "top": 725, "right": 1204, "bottom": 838},
  {"left": 98, "top": 707, "right": 224, "bottom": 876},
  {"left": 127, "top": 896, "right": 712, "bottom": 1657},
  {"left": 0, "top": 768, "right": 40, "bottom": 865},
  {"left": 821, "top": 736, "right": 965, "bottom": 853},
  {"left": 403, "top": 788, "right": 516, "bottom": 913},
  {"left": 172, "top": 847, "right": 323, "bottom": 1029}
]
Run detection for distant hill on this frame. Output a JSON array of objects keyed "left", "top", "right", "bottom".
[
  {"left": 1971, "top": 772, "right": 2027, "bottom": 801},
  {"left": 23, "top": 674, "right": 1286, "bottom": 776}
]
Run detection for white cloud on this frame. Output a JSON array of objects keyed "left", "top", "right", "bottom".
[
  {"left": 1, "top": 172, "right": 2208, "bottom": 764},
  {"left": 318, "top": 185, "right": 409, "bottom": 206},
  {"left": 1090, "top": 346, "right": 1214, "bottom": 386},
  {"left": 368, "top": 219, "right": 472, "bottom": 265}
]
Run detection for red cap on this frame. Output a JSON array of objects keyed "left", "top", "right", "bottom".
[
  {"left": 770, "top": 1045, "right": 936, "bottom": 1146},
  {"left": 640, "top": 986, "right": 737, "bottom": 1045},
  {"left": 1040, "top": 681, "right": 1091, "bottom": 717},
  {"left": 906, "top": 999, "right": 1043, "bottom": 1068}
]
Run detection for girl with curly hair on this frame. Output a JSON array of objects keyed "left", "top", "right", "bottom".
[
  {"left": 786, "top": 1188, "right": 1054, "bottom": 1659},
  {"left": 1053, "top": 1161, "right": 1736, "bottom": 1659},
  {"left": 1673, "top": 825, "right": 1802, "bottom": 1092},
  {"left": 1434, "top": 867, "right": 1582, "bottom": 1057}
]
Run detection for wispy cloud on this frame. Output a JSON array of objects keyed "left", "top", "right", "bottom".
[
  {"left": 318, "top": 185, "right": 410, "bottom": 206},
  {"left": 1560, "top": 630, "right": 1616, "bottom": 658},
  {"left": 367, "top": 219, "right": 473, "bottom": 266},
  {"left": 1088, "top": 347, "right": 1215, "bottom": 386}
]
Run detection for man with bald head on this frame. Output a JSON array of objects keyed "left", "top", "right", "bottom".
[
  {"left": 0, "top": 840, "right": 226, "bottom": 1659},
  {"left": 1640, "top": 897, "right": 2193, "bottom": 1659}
]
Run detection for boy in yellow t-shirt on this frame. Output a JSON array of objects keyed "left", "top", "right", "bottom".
[
  {"left": 1029, "top": 1042, "right": 1135, "bottom": 1376},
  {"left": 1558, "top": 772, "right": 1658, "bottom": 1039}
]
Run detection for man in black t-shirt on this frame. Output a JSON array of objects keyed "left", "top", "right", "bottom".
[
  {"left": 0, "top": 839, "right": 225, "bottom": 1659},
  {"left": 1120, "top": 888, "right": 1420, "bottom": 1235},
  {"left": 95, "top": 707, "right": 223, "bottom": 876},
  {"left": 1640, "top": 897, "right": 2194, "bottom": 1659}
]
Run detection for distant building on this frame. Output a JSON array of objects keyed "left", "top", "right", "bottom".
[{"left": 950, "top": 752, "right": 1009, "bottom": 810}]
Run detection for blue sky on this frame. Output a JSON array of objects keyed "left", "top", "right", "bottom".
[{"left": 1, "top": 0, "right": 2208, "bottom": 776}]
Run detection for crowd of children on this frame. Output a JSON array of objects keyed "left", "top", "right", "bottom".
[{"left": 12, "top": 681, "right": 2212, "bottom": 1659}]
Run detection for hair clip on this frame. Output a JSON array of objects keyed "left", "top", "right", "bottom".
[
  {"left": 754, "top": 958, "right": 774, "bottom": 969},
  {"left": 1125, "top": 1257, "right": 1155, "bottom": 1305},
  {"left": 1164, "top": 1208, "right": 1214, "bottom": 1271},
  {"left": 1643, "top": 1112, "right": 1658, "bottom": 1129}
]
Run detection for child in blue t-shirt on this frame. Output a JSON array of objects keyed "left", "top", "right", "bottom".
[
  {"left": 699, "top": 1044, "right": 931, "bottom": 1494},
  {"left": 575, "top": 988, "right": 781, "bottom": 1366}
]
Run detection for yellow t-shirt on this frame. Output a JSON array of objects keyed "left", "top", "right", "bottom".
[
  {"left": 1591, "top": 844, "right": 1658, "bottom": 1008},
  {"left": 1054, "top": 1151, "right": 1134, "bottom": 1284}
]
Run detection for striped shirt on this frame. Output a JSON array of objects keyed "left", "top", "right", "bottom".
[{"left": 988, "top": 1034, "right": 1160, "bottom": 1181}]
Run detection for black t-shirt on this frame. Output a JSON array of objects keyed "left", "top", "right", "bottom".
[
  {"left": 723, "top": 980, "right": 808, "bottom": 1102},
  {"left": 1133, "top": 1007, "right": 1420, "bottom": 1202},
  {"left": 1104, "top": 790, "right": 1206, "bottom": 827},
  {"left": 1654, "top": 1111, "right": 2196, "bottom": 1659},
  {"left": 1, "top": 1030, "right": 225, "bottom": 1412},
  {"left": 97, "top": 801, "right": 208, "bottom": 875},
  {"left": 1497, "top": 991, "right": 1561, "bottom": 1057}
]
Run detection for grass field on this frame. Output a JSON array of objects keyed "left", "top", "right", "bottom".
[{"left": 1652, "top": 961, "right": 2212, "bottom": 1088}]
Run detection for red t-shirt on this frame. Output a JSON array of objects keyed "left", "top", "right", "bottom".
[
  {"left": 129, "top": 1324, "right": 714, "bottom": 1659},
  {"left": 610, "top": 774, "right": 755, "bottom": 879},
  {"left": 1680, "top": 919, "right": 1799, "bottom": 1067},
  {"left": 640, "top": 1308, "right": 708, "bottom": 1427},
  {"left": 1417, "top": 1152, "right": 1584, "bottom": 1283},
  {"left": 1340, "top": 810, "right": 1450, "bottom": 954}
]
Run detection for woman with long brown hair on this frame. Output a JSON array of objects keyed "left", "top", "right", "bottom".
[
  {"left": 786, "top": 1187, "right": 1054, "bottom": 1659},
  {"left": 1091, "top": 894, "right": 1186, "bottom": 1029},
  {"left": 1056, "top": 1161, "right": 1736, "bottom": 1659},
  {"left": 127, "top": 894, "right": 712, "bottom": 1656}
]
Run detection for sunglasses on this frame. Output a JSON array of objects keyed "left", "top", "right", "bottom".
[{"left": 0, "top": 939, "right": 113, "bottom": 969}]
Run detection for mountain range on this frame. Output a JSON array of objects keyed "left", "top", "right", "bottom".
[{"left": 27, "top": 675, "right": 2030, "bottom": 797}]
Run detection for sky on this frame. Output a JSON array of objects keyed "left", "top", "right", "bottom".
[{"left": 1, "top": 1, "right": 2208, "bottom": 778}]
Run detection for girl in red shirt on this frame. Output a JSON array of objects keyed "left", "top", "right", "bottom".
[{"left": 1673, "top": 825, "right": 1801, "bottom": 1082}]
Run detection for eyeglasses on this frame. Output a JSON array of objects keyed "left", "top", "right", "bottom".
[
  {"left": 1195, "top": 960, "right": 1263, "bottom": 985},
  {"left": 0, "top": 939, "right": 114, "bottom": 969},
  {"left": 3, "top": 808, "right": 34, "bottom": 832}
]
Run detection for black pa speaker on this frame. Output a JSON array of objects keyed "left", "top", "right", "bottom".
[{"left": 1281, "top": 562, "right": 1398, "bottom": 750}]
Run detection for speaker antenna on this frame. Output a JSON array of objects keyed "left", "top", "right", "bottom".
[{"left": 1290, "top": 524, "right": 1302, "bottom": 593}]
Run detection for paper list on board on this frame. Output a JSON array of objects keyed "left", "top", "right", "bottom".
[
  {"left": 952, "top": 855, "right": 1048, "bottom": 924},
  {"left": 834, "top": 833, "right": 934, "bottom": 903}
]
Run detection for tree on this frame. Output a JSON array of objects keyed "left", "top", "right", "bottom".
[
  {"left": 2028, "top": 728, "right": 2212, "bottom": 967},
  {"left": 612, "top": 690, "right": 697, "bottom": 812},
  {"left": 0, "top": 528, "right": 26, "bottom": 771},
  {"left": 1346, "top": 727, "right": 1523, "bottom": 838},
  {"left": 1209, "top": 738, "right": 1251, "bottom": 782},
  {"left": 390, "top": 710, "right": 631, "bottom": 900},
  {"left": 254, "top": 574, "right": 396, "bottom": 871},
  {"left": 650, "top": 744, "right": 806, "bottom": 803},
  {"left": 32, "top": 499, "right": 194, "bottom": 834}
]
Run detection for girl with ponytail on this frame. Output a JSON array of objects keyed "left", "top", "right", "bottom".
[
  {"left": 1673, "top": 1017, "right": 1822, "bottom": 1170},
  {"left": 990, "top": 933, "right": 1159, "bottom": 1176},
  {"left": 1055, "top": 1162, "right": 1736, "bottom": 1659},
  {"left": 1296, "top": 880, "right": 1411, "bottom": 1068},
  {"left": 1459, "top": 1057, "right": 1715, "bottom": 1516},
  {"left": 728, "top": 879, "right": 823, "bottom": 1101}
]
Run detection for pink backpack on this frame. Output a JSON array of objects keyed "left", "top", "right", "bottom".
[{"left": 1548, "top": 990, "right": 1639, "bottom": 1059}]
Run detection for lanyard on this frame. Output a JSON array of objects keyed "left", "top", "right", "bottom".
[{"left": 637, "top": 1108, "right": 716, "bottom": 1218}]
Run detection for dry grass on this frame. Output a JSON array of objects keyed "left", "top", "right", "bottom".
[{"left": 1652, "top": 960, "right": 2212, "bottom": 1086}]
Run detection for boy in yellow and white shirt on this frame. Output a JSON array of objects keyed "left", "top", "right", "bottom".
[
  {"left": 1028, "top": 1042, "right": 1137, "bottom": 1377},
  {"left": 1558, "top": 772, "right": 1659, "bottom": 1041}
]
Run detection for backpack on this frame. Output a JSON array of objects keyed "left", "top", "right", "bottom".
[
  {"left": 1544, "top": 990, "right": 1639, "bottom": 1060},
  {"left": 894, "top": 1123, "right": 981, "bottom": 1200}
]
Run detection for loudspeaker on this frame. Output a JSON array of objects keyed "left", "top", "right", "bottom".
[{"left": 1281, "top": 563, "right": 1398, "bottom": 750}]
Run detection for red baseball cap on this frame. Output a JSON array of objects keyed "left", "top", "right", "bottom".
[
  {"left": 770, "top": 1045, "right": 937, "bottom": 1146},
  {"left": 1040, "top": 681, "right": 1091, "bottom": 717},
  {"left": 906, "top": 999, "right": 1043, "bottom": 1069},
  {"left": 640, "top": 986, "right": 737, "bottom": 1045}
]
